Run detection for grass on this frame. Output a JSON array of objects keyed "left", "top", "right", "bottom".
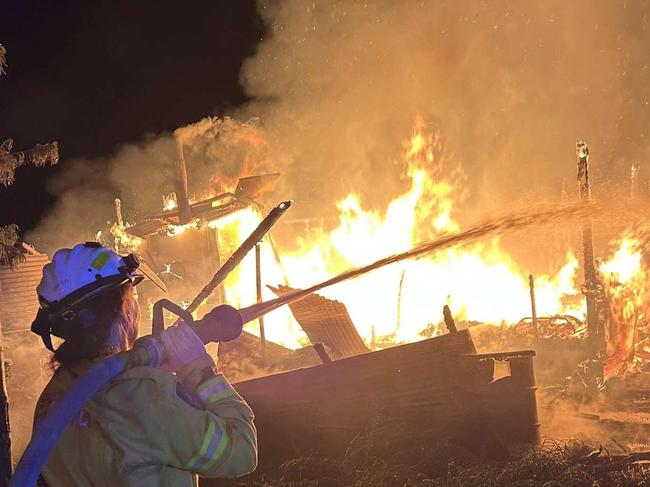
[{"left": 211, "top": 425, "right": 650, "bottom": 487}]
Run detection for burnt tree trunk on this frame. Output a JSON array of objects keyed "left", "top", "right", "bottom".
[{"left": 0, "top": 308, "right": 12, "bottom": 486}]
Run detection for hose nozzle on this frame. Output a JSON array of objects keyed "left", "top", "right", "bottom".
[{"left": 151, "top": 299, "right": 244, "bottom": 344}]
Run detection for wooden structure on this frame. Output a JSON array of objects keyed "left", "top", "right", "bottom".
[
  {"left": 125, "top": 174, "right": 280, "bottom": 238},
  {"left": 576, "top": 141, "right": 608, "bottom": 357},
  {"left": 0, "top": 246, "right": 48, "bottom": 485},
  {"left": 0, "top": 247, "right": 49, "bottom": 333},
  {"left": 201, "top": 330, "right": 539, "bottom": 483},
  {"left": 269, "top": 285, "right": 370, "bottom": 359}
]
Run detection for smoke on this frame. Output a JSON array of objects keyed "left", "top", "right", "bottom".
[
  {"left": 5, "top": 333, "right": 51, "bottom": 457},
  {"left": 27, "top": 118, "right": 272, "bottom": 252},
  {"left": 238, "top": 0, "right": 650, "bottom": 220},
  {"left": 29, "top": 1, "right": 650, "bottom": 252}
]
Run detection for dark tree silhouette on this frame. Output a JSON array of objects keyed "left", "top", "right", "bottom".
[
  {"left": 0, "top": 43, "right": 59, "bottom": 269},
  {"left": 0, "top": 41, "right": 59, "bottom": 485}
]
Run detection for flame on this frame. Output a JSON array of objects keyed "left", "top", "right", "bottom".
[
  {"left": 599, "top": 234, "right": 648, "bottom": 377},
  {"left": 116, "top": 116, "right": 649, "bottom": 377},
  {"left": 600, "top": 238, "right": 643, "bottom": 289},
  {"left": 211, "top": 119, "right": 587, "bottom": 348},
  {"left": 166, "top": 219, "right": 201, "bottom": 237},
  {"left": 111, "top": 222, "right": 143, "bottom": 253},
  {"left": 163, "top": 195, "right": 178, "bottom": 211}
]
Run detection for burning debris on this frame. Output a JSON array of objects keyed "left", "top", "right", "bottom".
[
  {"left": 2, "top": 83, "right": 650, "bottom": 485},
  {"left": 8, "top": 1, "right": 650, "bottom": 484},
  {"left": 268, "top": 284, "right": 369, "bottom": 359},
  {"left": 81, "top": 119, "right": 650, "bottom": 382},
  {"left": 4, "top": 119, "right": 650, "bottom": 484}
]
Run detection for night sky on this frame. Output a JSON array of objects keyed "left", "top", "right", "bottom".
[{"left": 0, "top": 1, "right": 262, "bottom": 231}]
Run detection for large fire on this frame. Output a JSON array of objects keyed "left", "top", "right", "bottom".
[
  {"left": 117, "top": 118, "right": 650, "bottom": 377},
  {"left": 213, "top": 120, "right": 590, "bottom": 349}
]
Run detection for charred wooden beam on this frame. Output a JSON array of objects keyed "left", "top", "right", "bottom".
[
  {"left": 255, "top": 242, "right": 267, "bottom": 360},
  {"left": 528, "top": 274, "right": 539, "bottom": 338},
  {"left": 442, "top": 304, "right": 457, "bottom": 334},
  {"left": 114, "top": 198, "right": 124, "bottom": 228},
  {"left": 174, "top": 136, "right": 193, "bottom": 224},
  {"left": 0, "top": 306, "right": 11, "bottom": 486},
  {"left": 268, "top": 284, "right": 369, "bottom": 359},
  {"left": 576, "top": 141, "right": 607, "bottom": 358}
]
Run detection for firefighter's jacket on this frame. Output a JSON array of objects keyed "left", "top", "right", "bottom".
[{"left": 33, "top": 359, "right": 257, "bottom": 486}]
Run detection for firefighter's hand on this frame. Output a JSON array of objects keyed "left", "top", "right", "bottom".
[{"left": 158, "top": 324, "right": 217, "bottom": 386}]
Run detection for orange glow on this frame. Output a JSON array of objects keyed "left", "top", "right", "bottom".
[
  {"left": 163, "top": 197, "right": 178, "bottom": 211},
  {"left": 111, "top": 222, "right": 143, "bottom": 253},
  {"left": 120, "top": 117, "right": 649, "bottom": 377},
  {"left": 209, "top": 119, "right": 588, "bottom": 348},
  {"left": 599, "top": 235, "right": 647, "bottom": 377}
]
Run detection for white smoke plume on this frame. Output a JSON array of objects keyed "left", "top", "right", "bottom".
[
  {"left": 27, "top": 0, "right": 650, "bottom": 261},
  {"left": 237, "top": 0, "right": 650, "bottom": 221},
  {"left": 28, "top": 118, "right": 272, "bottom": 252}
]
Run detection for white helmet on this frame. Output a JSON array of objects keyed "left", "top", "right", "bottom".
[
  {"left": 37, "top": 242, "right": 141, "bottom": 305},
  {"left": 32, "top": 242, "right": 163, "bottom": 351}
]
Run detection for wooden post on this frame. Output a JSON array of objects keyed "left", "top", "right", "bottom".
[
  {"left": 528, "top": 274, "right": 539, "bottom": 338},
  {"left": 576, "top": 142, "right": 607, "bottom": 358},
  {"left": 255, "top": 243, "right": 267, "bottom": 360},
  {"left": 114, "top": 198, "right": 124, "bottom": 253},
  {"left": 206, "top": 228, "right": 226, "bottom": 305},
  {"left": 174, "top": 136, "right": 193, "bottom": 224},
  {"left": 114, "top": 198, "right": 124, "bottom": 227},
  {"left": 442, "top": 305, "right": 458, "bottom": 334}
]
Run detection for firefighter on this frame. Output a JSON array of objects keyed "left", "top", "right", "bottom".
[{"left": 30, "top": 242, "right": 257, "bottom": 486}]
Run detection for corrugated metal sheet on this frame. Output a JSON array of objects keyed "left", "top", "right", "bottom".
[
  {"left": 269, "top": 285, "right": 370, "bottom": 359},
  {"left": 201, "top": 330, "right": 540, "bottom": 477},
  {"left": 0, "top": 253, "right": 49, "bottom": 332}
]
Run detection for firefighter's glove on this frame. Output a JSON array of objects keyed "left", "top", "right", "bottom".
[{"left": 158, "top": 324, "right": 218, "bottom": 389}]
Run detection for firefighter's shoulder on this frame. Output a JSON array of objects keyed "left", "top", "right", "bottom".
[
  {"left": 98, "top": 366, "right": 175, "bottom": 404},
  {"left": 101, "top": 365, "right": 204, "bottom": 410}
]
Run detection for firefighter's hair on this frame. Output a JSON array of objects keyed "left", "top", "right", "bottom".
[{"left": 50, "top": 284, "right": 140, "bottom": 369}]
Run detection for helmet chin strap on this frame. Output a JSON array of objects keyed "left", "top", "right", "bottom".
[
  {"left": 32, "top": 308, "right": 56, "bottom": 352},
  {"left": 31, "top": 275, "right": 130, "bottom": 352}
]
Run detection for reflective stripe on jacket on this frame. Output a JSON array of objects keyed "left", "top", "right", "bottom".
[{"left": 33, "top": 361, "right": 257, "bottom": 487}]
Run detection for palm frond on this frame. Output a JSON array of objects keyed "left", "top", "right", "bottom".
[
  {"left": 0, "top": 43, "right": 6, "bottom": 76},
  {"left": 0, "top": 139, "right": 59, "bottom": 186},
  {"left": 0, "top": 224, "right": 25, "bottom": 269}
]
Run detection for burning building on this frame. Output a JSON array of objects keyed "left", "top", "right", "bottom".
[{"left": 82, "top": 116, "right": 650, "bottom": 462}]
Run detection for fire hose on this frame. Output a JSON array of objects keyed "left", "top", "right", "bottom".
[{"left": 11, "top": 200, "right": 593, "bottom": 486}]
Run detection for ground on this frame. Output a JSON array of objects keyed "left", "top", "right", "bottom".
[{"left": 210, "top": 436, "right": 650, "bottom": 487}]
